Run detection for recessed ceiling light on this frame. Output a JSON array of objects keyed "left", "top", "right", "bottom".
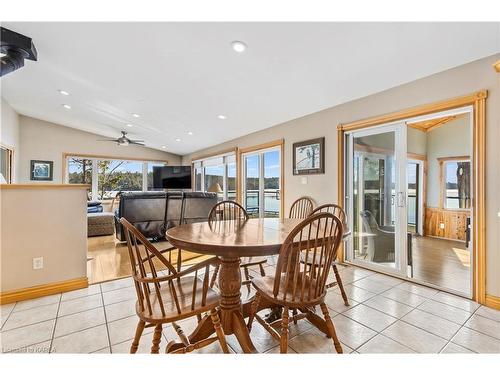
[
  {"left": 175, "top": 138, "right": 181, "bottom": 142},
  {"left": 62, "top": 104, "right": 71, "bottom": 109},
  {"left": 231, "top": 41, "right": 247, "bottom": 53},
  {"left": 161, "top": 146, "right": 166, "bottom": 149},
  {"left": 187, "top": 131, "right": 193, "bottom": 136},
  {"left": 217, "top": 115, "right": 227, "bottom": 120},
  {"left": 126, "top": 124, "right": 133, "bottom": 127},
  {"left": 58, "top": 89, "right": 70, "bottom": 96},
  {"left": 132, "top": 113, "right": 140, "bottom": 118}
]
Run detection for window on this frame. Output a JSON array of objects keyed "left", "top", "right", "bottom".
[
  {"left": 192, "top": 152, "right": 236, "bottom": 201},
  {"left": 65, "top": 155, "right": 167, "bottom": 200},
  {"left": 0, "top": 146, "right": 13, "bottom": 184},
  {"left": 194, "top": 167, "right": 202, "bottom": 191},
  {"left": 67, "top": 157, "right": 93, "bottom": 197},
  {"left": 204, "top": 165, "right": 224, "bottom": 200},
  {"left": 97, "top": 160, "right": 143, "bottom": 199},
  {"left": 443, "top": 159, "right": 471, "bottom": 209}
]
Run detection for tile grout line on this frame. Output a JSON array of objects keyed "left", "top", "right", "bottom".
[
  {"left": 438, "top": 307, "right": 480, "bottom": 353},
  {"left": 351, "top": 269, "right": 482, "bottom": 314},
  {"left": 346, "top": 274, "right": 491, "bottom": 353},
  {"left": 345, "top": 301, "right": 419, "bottom": 352},
  {"left": 99, "top": 284, "right": 113, "bottom": 353},
  {"left": 0, "top": 301, "right": 17, "bottom": 331},
  {"left": 48, "top": 293, "right": 62, "bottom": 354},
  {"left": 1, "top": 302, "right": 115, "bottom": 336},
  {"left": 442, "top": 304, "right": 494, "bottom": 353},
  {"left": 337, "top": 277, "right": 450, "bottom": 353}
]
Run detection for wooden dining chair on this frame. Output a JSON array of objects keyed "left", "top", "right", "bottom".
[
  {"left": 247, "top": 212, "right": 344, "bottom": 353},
  {"left": 207, "top": 201, "right": 268, "bottom": 289},
  {"left": 304, "top": 204, "right": 349, "bottom": 306},
  {"left": 120, "top": 218, "right": 230, "bottom": 354},
  {"left": 289, "top": 197, "right": 314, "bottom": 219}
]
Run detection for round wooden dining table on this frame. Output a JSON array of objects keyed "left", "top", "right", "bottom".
[{"left": 166, "top": 217, "right": 349, "bottom": 353}]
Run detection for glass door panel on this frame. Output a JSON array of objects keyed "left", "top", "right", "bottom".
[
  {"left": 347, "top": 124, "right": 407, "bottom": 276},
  {"left": 242, "top": 147, "right": 282, "bottom": 219},
  {"left": 263, "top": 150, "right": 280, "bottom": 218},
  {"left": 244, "top": 154, "right": 260, "bottom": 218},
  {"left": 352, "top": 132, "right": 397, "bottom": 269},
  {"left": 226, "top": 163, "right": 237, "bottom": 201}
]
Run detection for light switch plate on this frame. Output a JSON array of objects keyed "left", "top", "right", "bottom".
[
  {"left": 439, "top": 223, "right": 445, "bottom": 229},
  {"left": 301, "top": 177, "right": 308, "bottom": 185}
]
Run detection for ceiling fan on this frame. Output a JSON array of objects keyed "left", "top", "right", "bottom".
[{"left": 97, "top": 131, "right": 145, "bottom": 146}]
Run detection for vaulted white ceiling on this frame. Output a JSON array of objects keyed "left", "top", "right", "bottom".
[{"left": 1, "top": 22, "right": 499, "bottom": 155}]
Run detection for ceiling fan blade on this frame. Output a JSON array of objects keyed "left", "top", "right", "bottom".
[
  {"left": 130, "top": 141, "right": 145, "bottom": 146},
  {"left": 96, "top": 139, "right": 118, "bottom": 142},
  {"left": 128, "top": 139, "right": 145, "bottom": 143}
]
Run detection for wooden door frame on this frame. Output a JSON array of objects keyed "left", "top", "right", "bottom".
[
  {"left": 0, "top": 143, "right": 14, "bottom": 183},
  {"left": 337, "top": 90, "right": 487, "bottom": 304}
]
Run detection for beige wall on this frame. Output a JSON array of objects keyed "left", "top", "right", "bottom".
[
  {"left": 0, "top": 186, "right": 88, "bottom": 292},
  {"left": 182, "top": 53, "right": 500, "bottom": 296},
  {"left": 18, "top": 115, "right": 182, "bottom": 184},
  {"left": 424, "top": 116, "right": 471, "bottom": 208},
  {"left": 0, "top": 99, "right": 20, "bottom": 182}
]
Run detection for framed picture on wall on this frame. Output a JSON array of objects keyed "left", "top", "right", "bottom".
[
  {"left": 30, "top": 160, "right": 53, "bottom": 181},
  {"left": 293, "top": 137, "right": 325, "bottom": 175}
]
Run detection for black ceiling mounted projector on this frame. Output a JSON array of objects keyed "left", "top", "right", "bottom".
[{"left": 1, "top": 27, "right": 37, "bottom": 77}]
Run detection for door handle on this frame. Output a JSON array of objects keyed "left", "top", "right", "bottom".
[{"left": 397, "top": 192, "right": 406, "bottom": 207}]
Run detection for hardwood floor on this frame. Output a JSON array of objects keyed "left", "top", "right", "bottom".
[
  {"left": 411, "top": 235, "right": 470, "bottom": 295},
  {"left": 87, "top": 235, "right": 207, "bottom": 284}
]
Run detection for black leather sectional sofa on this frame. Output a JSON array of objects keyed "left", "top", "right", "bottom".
[{"left": 114, "top": 191, "right": 217, "bottom": 241}]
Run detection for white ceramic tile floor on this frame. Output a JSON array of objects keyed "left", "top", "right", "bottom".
[
  {"left": 401, "top": 309, "right": 461, "bottom": 340},
  {"left": 1, "top": 263, "right": 499, "bottom": 354}
]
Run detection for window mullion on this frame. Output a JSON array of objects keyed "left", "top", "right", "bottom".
[
  {"left": 92, "top": 159, "right": 98, "bottom": 201},
  {"left": 142, "top": 162, "right": 148, "bottom": 191},
  {"left": 259, "top": 152, "right": 264, "bottom": 218},
  {"left": 223, "top": 161, "right": 228, "bottom": 200}
]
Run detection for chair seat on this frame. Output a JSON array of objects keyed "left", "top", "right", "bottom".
[
  {"left": 251, "top": 274, "right": 325, "bottom": 308},
  {"left": 136, "top": 276, "right": 220, "bottom": 322},
  {"left": 240, "top": 256, "right": 267, "bottom": 267},
  {"left": 299, "top": 251, "right": 327, "bottom": 266}
]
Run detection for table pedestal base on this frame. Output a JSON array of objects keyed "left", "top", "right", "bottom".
[
  {"left": 217, "top": 256, "right": 257, "bottom": 353},
  {"left": 167, "top": 256, "right": 257, "bottom": 353}
]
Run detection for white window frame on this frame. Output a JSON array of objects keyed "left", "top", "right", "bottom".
[{"left": 192, "top": 151, "right": 236, "bottom": 201}]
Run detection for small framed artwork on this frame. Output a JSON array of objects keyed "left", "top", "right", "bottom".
[
  {"left": 293, "top": 137, "right": 325, "bottom": 175},
  {"left": 30, "top": 160, "right": 54, "bottom": 181}
]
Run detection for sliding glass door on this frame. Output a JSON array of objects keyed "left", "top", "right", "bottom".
[
  {"left": 345, "top": 123, "right": 408, "bottom": 276},
  {"left": 242, "top": 147, "right": 281, "bottom": 218}
]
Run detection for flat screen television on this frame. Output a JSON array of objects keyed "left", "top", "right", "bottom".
[{"left": 152, "top": 166, "right": 192, "bottom": 189}]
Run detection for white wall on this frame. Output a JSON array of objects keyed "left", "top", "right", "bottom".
[
  {"left": 407, "top": 127, "right": 427, "bottom": 156},
  {"left": 425, "top": 116, "right": 471, "bottom": 208},
  {"left": 18, "top": 115, "right": 182, "bottom": 184},
  {"left": 1, "top": 186, "right": 88, "bottom": 292},
  {"left": 0, "top": 98, "right": 20, "bottom": 182},
  {"left": 182, "top": 53, "right": 500, "bottom": 297}
]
